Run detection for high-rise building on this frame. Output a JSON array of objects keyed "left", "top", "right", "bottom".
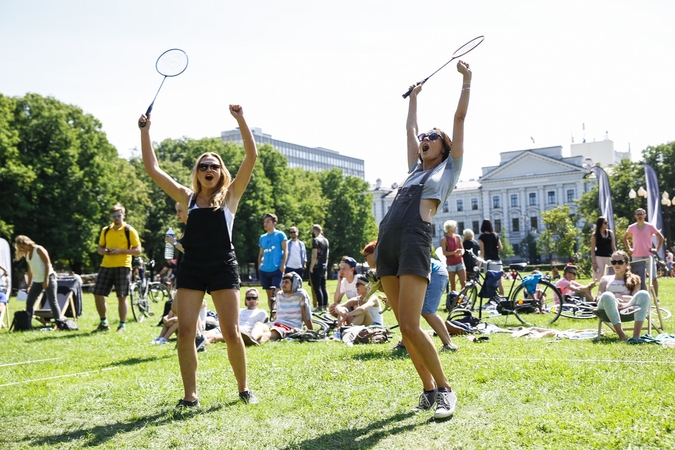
[{"left": 221, "top": 127, "right": 365, "bottom": 179}]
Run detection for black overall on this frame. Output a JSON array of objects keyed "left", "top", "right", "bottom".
[
  {"left": 177, "top": 196, "right": 240, "bottom": 292},
  {"left": 375, "top": 169, "right": 434, "bottom": 280}
]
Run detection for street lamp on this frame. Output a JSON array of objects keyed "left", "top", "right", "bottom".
[
  {"left": 662, "top": 192, "right": 672, "bottom": 249},
  {"left": 629, "top": 186, "right": 648, "bottom": 208}
]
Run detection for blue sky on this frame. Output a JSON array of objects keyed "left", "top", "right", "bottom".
[{"left": 1, "top": 0, "right": 673, "bottom": 186}]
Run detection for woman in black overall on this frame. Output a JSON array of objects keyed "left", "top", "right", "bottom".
[
  {"left": 375, "top": 61, "right": 472, "bottom": 420},
  {"left": 139, "top": 105, "right": 257, "bottom": 407}
]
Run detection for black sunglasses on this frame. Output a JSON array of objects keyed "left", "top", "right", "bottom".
[
  {"left": 245, "top": 296, "right": 258, "bottom": 300},
  {"left": 198, "top": 163, "right": 221, "bottom": 172},
  {"left": 610, "top": 260, "right": 627, "bottom": 266},
  {"left": 417, "top": 132, "right": 442, "bottom": 142}
]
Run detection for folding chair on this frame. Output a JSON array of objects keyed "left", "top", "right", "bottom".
[
  {"left": 595, "top": 256, "right": 665, "bottom": 337},
  {"left": 33, "top": 284, "right": 77, "bottom": 326}
]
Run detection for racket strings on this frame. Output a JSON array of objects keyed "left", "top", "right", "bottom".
[{"left": 156, "top": 49, "right": 189, "bottom": 77}]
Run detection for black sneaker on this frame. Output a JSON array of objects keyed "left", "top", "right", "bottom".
[
  {"left": 176, "top": 398, "right": 200, "bottom": 408},
  {"left": 195, "top": 334, "right": 207, "bottom": 352},
  {"left": 92, "top": 323, "right": 110, "bottom": 333},
  {"left": 434, "top": 389, "right": 457, "bottom": 419},
  {"left": 412, "top": 388, "right": 437, "bottom": 412},
  {"left": 239, "top": 390, "right": 259, "bottom": 404}
]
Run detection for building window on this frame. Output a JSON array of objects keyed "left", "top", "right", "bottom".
[
  {"left": 442, "top": 201, "right": 449, "bottom": 213},
  {"left": 457, "top": 199, "right": 464, "bottom": 212},
  {"left": 548, "top": 191, "right": 556, "bottom": 204},
  {"left": 567, "top": 189, "right": 574, "bottom": 203},
  {"left": 471, "top": 198, "right": 478, "bottom": 210},
  {"left": 530, "top": 216, "right": 538, "bottom": 232},
  {"left": 512, "top": 218, "right": 520, "bottom": 232},
  {"left": 529, "top": 193, "right": 537, "bottom": 206},
  {"left": 495, "top": 219, "right": 501, "bottom": 233},
  {"left": 513, "top": 244, "right": 520, "bottom": 255},
  {"left": 472, "top": 221, "right": 479, "bottom": 234},
  {"left": 458, "top": 221, "right": 465, "bottom": 233},
  {"left": 493, "top": 196, "right": 501, "bottom": 209},
  {"left": 511, "top": 194, "right": 518, "bottom": 207}
]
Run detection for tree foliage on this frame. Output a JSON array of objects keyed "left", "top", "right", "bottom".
[
  {"left": 499, "top": 228, "right": 514, "bottom": 260},
  {"left": 0, "top": 94, "right": 377, "bottom": 275},
  {"left": 537, "top": 205, "right": 578, "bottom": 263}
]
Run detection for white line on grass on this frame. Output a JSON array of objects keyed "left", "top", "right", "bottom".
[
  {"left": 0, "top": 367, "right": 117, "bottom": 387},
  {"left": 0, "top": 358, "right": 59, "bottom": 368},
  {"left": 465, "top": 356, "right": 675, "bottom": 365}
]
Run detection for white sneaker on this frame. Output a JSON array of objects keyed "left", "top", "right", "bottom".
[
  {"left": 158, "top": 337, "right": 169, "bottom": 344},
  {"left": 434, "top": 390, "right": 457, "bottom": 419},
  {"left": 151, "top": 337, "right": 160, "bottom": 344}
]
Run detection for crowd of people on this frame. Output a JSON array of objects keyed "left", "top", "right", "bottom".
[{"left": 6, "top": 57, "right": 669, "bottom": 424}]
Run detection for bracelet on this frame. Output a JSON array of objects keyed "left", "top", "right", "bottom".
[{"left": 462, "top": 87, "right": 471, "bottom": 91}]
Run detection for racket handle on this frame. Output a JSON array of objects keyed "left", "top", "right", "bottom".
[
  {"left": 402, "top": 88, "right": 412, "bottom": 99},
  {"left": 139, "top": 104, "right": 153, "bottom": 128}
]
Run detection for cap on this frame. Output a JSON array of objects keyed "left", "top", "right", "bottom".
[{"left": 342, "top": 256, "right": 357, "bottom": 268}]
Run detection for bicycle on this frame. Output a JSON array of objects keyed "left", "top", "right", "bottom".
[
  {"left": 453, "top": 252, "right": 564, "bottom": 325},
  {"left": 129, "top": 259, "right": 172, "bottom": 322}
]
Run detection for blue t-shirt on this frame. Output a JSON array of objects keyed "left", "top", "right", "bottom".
[
  {"left": 431, "top": 258, "right": 448, "bottom": 276},
  {"left": 259, "top": 230, "right": 287, "bottom": 272}
]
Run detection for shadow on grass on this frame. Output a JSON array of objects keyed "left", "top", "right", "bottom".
[
  {"left": 346, "top": 349, "right": 410, "bottom": 361},
  {"left": 23, "top": 331, "right": 87, "bottom": 342},
  {"left": 104, "top": 353, "right": 175, "bottom": 367},
  {"left": 21, "top": 404, "right": 224, "bottom": 448},
  {"left": 280, "top": 411, "right": 418, "bottom": 450}
]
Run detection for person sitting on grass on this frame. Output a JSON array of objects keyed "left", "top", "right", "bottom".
[
  {"left": 239, "top": 288, "right": 270, "bottom": 346},
  {"left": 267, "top": 272, "right": 313, "bottom": 341},
  {"left": 332, "top": 275, "right": 383, "bottom": 327},
  {"left": 152, "top": 300, "right": 178, "bottom": 344},
  {"left": 555, "top": 265, "right": 596, "bottom": 302},
  {"left": 596, "top": 250, "right": 651, "bottom": 342}
]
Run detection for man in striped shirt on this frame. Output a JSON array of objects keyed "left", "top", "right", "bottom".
[{"left": 267, "top": 272, "right": 313, "bottom": 340}]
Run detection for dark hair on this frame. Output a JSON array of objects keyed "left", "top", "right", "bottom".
[
  {"left": 356, "top": 275, "right": 369, "bottom": 285},
  {"left": 264, "top": 213, "right": 278, "bottom": 223},
  {"left": 594, "top": 216, "right": 608, "bottom": 240},
  {"left": 564, "top": 264, "right": 578, "bottom": 275},
  {"left": 480, "top": 219, "right": 494, "bottom": 234}
]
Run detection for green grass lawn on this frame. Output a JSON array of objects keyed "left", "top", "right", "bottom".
[{"left": 1, "top": 277, "right": 674, "bottom": 449}]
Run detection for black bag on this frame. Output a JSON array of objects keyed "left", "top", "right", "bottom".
[
  {"left": 445, "top": 291, "right": 459, "bottom": 312},
  {"left": 10, "top": 311, "right": 33, "bottom": 332},
  {"left": 55, "top": 318, "right": 79, "bottom": 331}
]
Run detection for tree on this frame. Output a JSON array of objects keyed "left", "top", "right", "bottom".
[
  {"left": 499, "top": 228, "right": 514, "bottom": 259},
  {"left": 537, "top": 205, "right": 578, "bottom": 263},
  {"left": 0, "top": 93, "right": 150, "bottom": 272},
  {"left": 319, "top": 169, "right": 378, "bottom": 271},
  {"left": 519, "top": 232, "right": 538, "bottom": 263}
]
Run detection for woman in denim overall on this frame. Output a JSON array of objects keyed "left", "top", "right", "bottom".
[{"left": 375, "top": 60, "right": 472, "bottom": 420}]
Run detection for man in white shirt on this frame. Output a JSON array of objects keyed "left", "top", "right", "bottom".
[
  {"left": 239, "top": 288, "right": 269, "bottom": 346},
  {"left": 285, "top": 226, "right": 307, "bottom": 279},
  {"left": 329, "top": 256, "right": 358, "bottom": 317}
]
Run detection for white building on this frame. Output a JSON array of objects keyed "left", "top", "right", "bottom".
[{"left": 370, "top": 142, "right": 628, "bottom": 262}]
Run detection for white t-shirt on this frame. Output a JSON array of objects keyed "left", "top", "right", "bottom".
[
  {"left": 338, "top": 276, "right": 359, "bottom": 302},
  {"left": 239, "top": 308, "right": 269, "bottom": 334}
]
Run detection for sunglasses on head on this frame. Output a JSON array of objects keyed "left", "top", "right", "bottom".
[
  {"left": 198, "top": 163, "right": 221, "bottom": 172},
  {"left": 611, "top": 260, "right": 627, "bottom": 266},
  {"left": 245, "top": 296, "right": 258, "bottom": 300},
  {"left": 110, "top": 213, "right": 123, "bottom": 218},
  {"left": 568, "top": 271, "right": 578, "bottom": 276},
  {"left": 417, "top": 132, "right": 442, "bottom": 142}
]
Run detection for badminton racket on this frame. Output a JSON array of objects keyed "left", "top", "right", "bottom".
[
  {"left": 139, "top": 48, "right": 189, "bottom": 127},
  {"left": 402, "top": 35, "right": 484, "bottom": 99}
]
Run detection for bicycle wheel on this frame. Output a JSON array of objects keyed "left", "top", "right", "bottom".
[
  {"left": 511, "top": 279, "right": 563, "bottom": 325},
  {"left": 559, "top": 296, "right": 597, "bottom": 320},
  {"left": 456, "top": 283, "right": 478, "bottom": 312},
  {"left": 653, "top": 306, "right": 671, "bottom": 320},
  {"left": 310, "top": 318, "right": 330, "bottom": 334},
  {"left": 130, "top": 283, "right": 147, "bottom": 323},
  {"left": 148, "top": 282, "right": 171, "bottom": 306}
]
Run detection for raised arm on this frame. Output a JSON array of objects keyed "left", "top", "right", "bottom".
[
  {"left": 226, "top": 105, "right": 258, "bottom": 214},
  {"left": 451, "top": 61, "right": 472, "bottom": 160},
  {"left": 406, "top": 84, "right": 423, "bottom": 169},
  {"left": 138, "top": 114, "right": 191, "bottom": 206}
]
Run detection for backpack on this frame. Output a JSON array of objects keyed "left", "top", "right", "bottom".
[
  {"left": 445, "top": 291, "right": 460, "bottom": 312},
  {"left": 104, "top": 224, "right": 132, "bottom": 249},
  {"left": 10, "top": 310, "right": 33, "bottom": 332},
  {"left": 354, "top": 326, "right": 391, "bottom": 344},
  {"left": 285, "top": 329, "right": 326, "bottom": 342},
  {"left": 55, "top": 318, "right": 79, "bottom": 331}
]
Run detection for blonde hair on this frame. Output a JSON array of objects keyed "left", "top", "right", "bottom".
[
  {"left": 443, "top": 220, "right": 457, "bottom": 234},
  {"left": 14, "top": 235, "right": 36, "bottom": 260},
  {"left": 463, "top": 229, "right": 474, "bottom": 239},
  {"left": 190, "top": 152, "right": 232, "bottom": 209}
]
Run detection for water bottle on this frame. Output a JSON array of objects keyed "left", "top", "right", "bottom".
[{"left": 164, "top": 227, "right": 175, "bottom": 259}]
